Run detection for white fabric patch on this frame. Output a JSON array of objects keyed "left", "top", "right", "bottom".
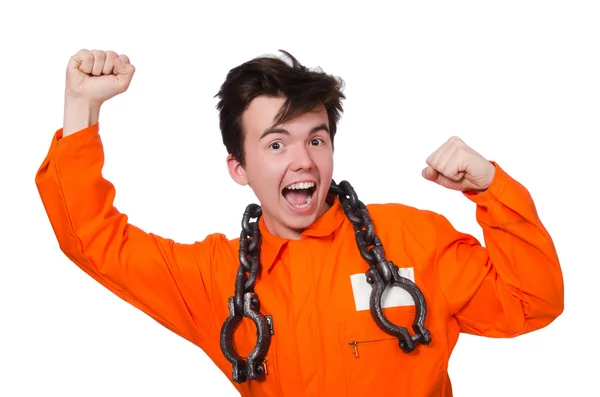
[{"left": 350, "top": 268, "right": 416, "bottom": 311}]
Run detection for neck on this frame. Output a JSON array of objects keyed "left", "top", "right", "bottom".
[{"left": 263, "top": 198, "right": 332, "bottom": 240}]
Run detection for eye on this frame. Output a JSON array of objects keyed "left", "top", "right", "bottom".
[
  {"left": 310, "top": 137, "right": 325, "bottom": 146},
  {"left": 269, "top": 141, "right": 283, "bottom": 150}
]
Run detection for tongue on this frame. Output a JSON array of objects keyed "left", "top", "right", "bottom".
[{"left": 283, "top": 189, "right": 310, "bottom": 206}]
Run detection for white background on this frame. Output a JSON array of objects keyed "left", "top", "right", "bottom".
[{"left": 1, "top": 1, "right": 598, "bottom": 396}]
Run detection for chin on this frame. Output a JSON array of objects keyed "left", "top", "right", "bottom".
[{"left": 282, "top": 214, "right": 318, "bottom": 231}]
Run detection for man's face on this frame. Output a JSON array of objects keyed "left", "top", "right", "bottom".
[{"left": 227, "top": 96, "right": 334, "bottom": 239}]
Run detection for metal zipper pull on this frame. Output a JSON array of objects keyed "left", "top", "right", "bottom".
[
  {"left": 349, "top": 341, "right": 359, "bottom": 358},
  {"left": 349, "top": 337, "right": 397, "bottom": 358},
  {"left": 263, "top": 359, "right": 268, "bottom": 375}
]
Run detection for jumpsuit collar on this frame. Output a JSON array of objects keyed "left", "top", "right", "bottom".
[{"left": 258, "top": 195, "right": 346, "bottom": 271}]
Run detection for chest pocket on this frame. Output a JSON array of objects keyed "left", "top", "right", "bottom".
[{"left": 338, "top": 306, "right": 447, "bottom": 397}]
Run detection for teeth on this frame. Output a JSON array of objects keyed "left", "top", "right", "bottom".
[{"left": 285, "top": 181, "right": 315, "bottom": 190}]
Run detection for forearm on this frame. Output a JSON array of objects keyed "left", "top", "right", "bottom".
[
  {"left": 62, "top": 95, "right": 101, "bottom": 138},
  {"left": 472, "top": 168, "right": 564, "bottom": 322}
]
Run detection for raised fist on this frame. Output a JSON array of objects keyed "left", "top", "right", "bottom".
[
  {"left": 65, "top": 49, "right": 135, "bottom": 104},
  {"left": 422, "top": 136, "right": 496, "bottom": 192}
]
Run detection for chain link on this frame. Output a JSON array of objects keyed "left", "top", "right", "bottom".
[{"left": 219, "top": 180, "right": 431, "bottom": 383}]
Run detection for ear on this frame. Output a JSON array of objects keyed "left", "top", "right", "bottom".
[{"left": 226, "top": 154, "right": 248, "bottom": 186}]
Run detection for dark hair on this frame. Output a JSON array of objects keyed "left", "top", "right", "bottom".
[{"left": 215, "top": 50, "right": 345, "bottom": 166}]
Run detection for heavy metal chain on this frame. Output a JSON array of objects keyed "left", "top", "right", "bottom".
[{"left": 219, "top": 180, "right": 431, "bottom": 383}]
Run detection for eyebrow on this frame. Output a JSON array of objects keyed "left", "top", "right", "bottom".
[{"left": 259, "top": 123, "right": 330, "bottom": 139}]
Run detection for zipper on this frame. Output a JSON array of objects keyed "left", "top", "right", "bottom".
[{"left": 348, "top": 337, "right": 396, "bottom": 358}]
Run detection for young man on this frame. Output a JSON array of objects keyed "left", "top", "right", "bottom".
[{"left": 35, "top": 49, "right": 564, "bottom": 397}]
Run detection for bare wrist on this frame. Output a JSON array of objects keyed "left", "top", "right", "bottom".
[{"left": 62, "top": 96, "right": 102, "bottom": 138}]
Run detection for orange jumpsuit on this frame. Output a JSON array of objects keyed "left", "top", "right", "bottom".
[{"left": 35, "top": 123, "right": 564, "bottom": 396}]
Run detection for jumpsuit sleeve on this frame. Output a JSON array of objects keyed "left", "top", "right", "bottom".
[
  {"left": 35, "top": 123, "right": 219, "bottom": 346},
  {"left": 433, "top": 162, "right": 564, "bottom": 337}
]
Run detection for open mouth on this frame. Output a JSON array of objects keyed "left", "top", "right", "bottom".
[{"left": 282, "top": 181, "right": 317, "bottom": 210}]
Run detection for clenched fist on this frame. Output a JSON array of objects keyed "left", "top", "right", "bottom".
[
  {"left": 422, "top": 136, "right": 496, "bottom": 192},
  {"left": 65, "top": 49, "right": 135, "bottom": 104}
]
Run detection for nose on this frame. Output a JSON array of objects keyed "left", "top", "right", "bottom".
[{"left": 289, "top": 144, "right": 314, "bottom": 172}]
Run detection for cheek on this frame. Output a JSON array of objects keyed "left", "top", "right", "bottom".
[
  {"left": 315, "top": 151, "right": 334, "bottom": 178},
  {"left": 246, "top": 160, "right": 287, "bottom": 193}
]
